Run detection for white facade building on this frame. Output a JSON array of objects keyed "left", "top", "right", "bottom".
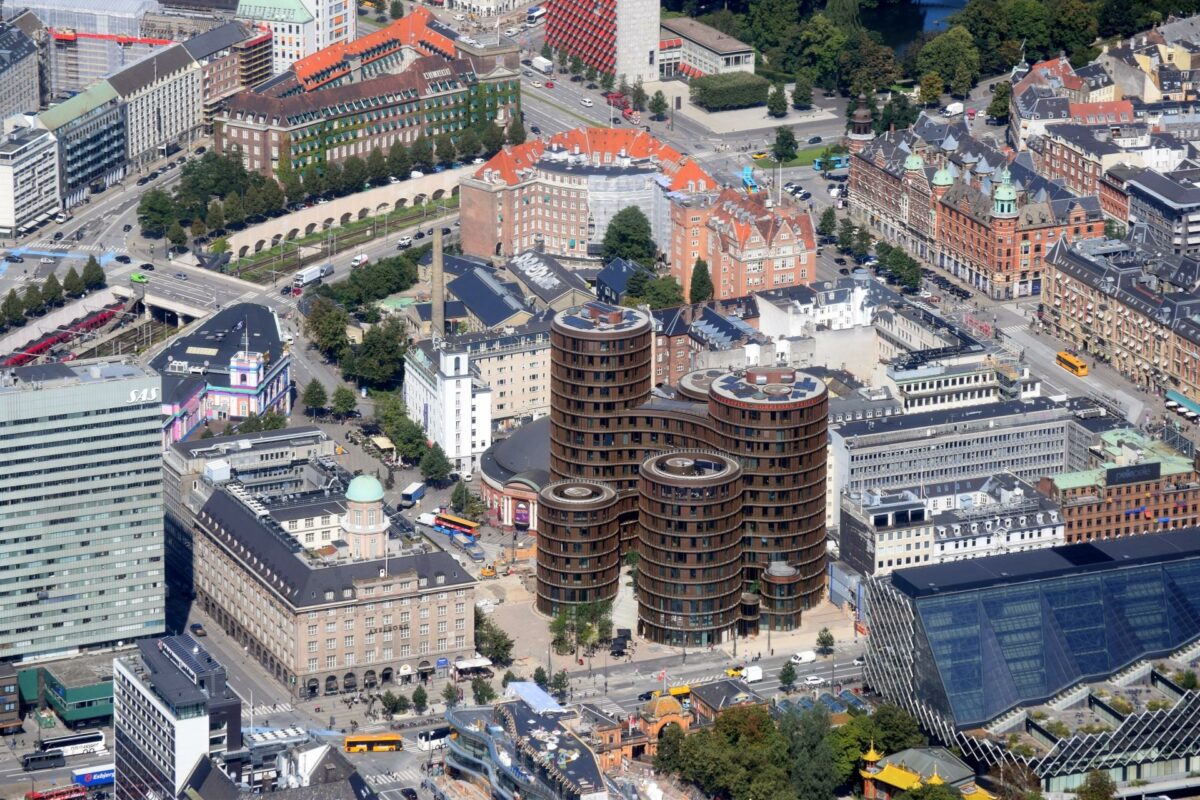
[
  {"left": 236, "top": 0, "right": 318, "bottom": 74},
  {"left": 404, "top": 340, "right": 494, "bottom": 474},
  {"left": 0, "top": 124, "right": 59, "bottom": 238},
  {"left": 301, "top": 0, "right": 355, "bottom": 54},
  {"left": 107, "top": 45, "right": 203, "bottom": 168},
  {"left": 614, "top": 0, "right": 659, "bottom": 84}
]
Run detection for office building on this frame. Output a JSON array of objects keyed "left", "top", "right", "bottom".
[
  {"left": 182, "top": 21, "right": 272, "bottom": 130},
  {"left": 0, "top": 360, "right": 164, "bottom": 661},
  {"left": 657, "top": 16, "right": 753, "bottom": 79},
  {"left": 0, "top": 124, "right": 60, "bottom": 238},
  {"left": 545, "top": 0, "right": 657, "bottom": 84},
  {"left": 1037, "top": 428, "right": 1200, "bottom": 543},
  {"left": 0, "top": 664, "right": 19, "bottom": 733},
  {"left": 236, "top": 0, "right": 317, "bottom": 74},
  {"left": 1121, "top": 164, "right": 1200, "bottom": 255},
  {"left": 34, "top": 81, "right": 127, "bottom": 209},
  {"left": 107, "top": 44, "right": 203, "bottom": 167},
  {"left": 403, "top": 339, "right": 493, "bottom": 475},
  {"left": 461, "top": 127, "right": 716, "bottom": 262},
  {"left": 114, "top": 635, "right": 242, "bottom": 800},
  {"left": 48, "top": 29, "right": 173, "bottom": 99},
  {"left": 867, "top": 529, "right": 1200, "bottom": 792},
  {"left": 0, "top": 22, "right": 39, "bottom": 121}
]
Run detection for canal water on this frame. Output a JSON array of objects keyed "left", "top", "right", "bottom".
[{"left": 859, "top": 0, "right": 970, "bottom": 51}]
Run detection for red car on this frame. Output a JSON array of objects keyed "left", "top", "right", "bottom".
[{"left": 545, "top": 80, "right": 555, "bottom": 88}]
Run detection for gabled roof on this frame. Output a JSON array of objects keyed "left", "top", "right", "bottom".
[
  {"left": 596, "top": 257, "right": 651, "bottom": 295},
  {"left": 447, "top": 267, "right": 530, "bottom": 327},
  {"left": 504, "top": 250, "right": 590, "bottom": 303},
  {"left": 107, "top": 44, "right": 196, "bottom": 97},
  {"left": 706, "top": 187, "right": 815, "bottom": 251},
  {"left": 182, "top": 20, "right": 255, "bottom": 61}
]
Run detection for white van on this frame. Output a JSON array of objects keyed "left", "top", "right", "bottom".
[
  {"left": 742, "top": 666, "right": 763, "bottom": 683},
  {"left": 790, "top": 650, "right": 817, "bottom": 665}
]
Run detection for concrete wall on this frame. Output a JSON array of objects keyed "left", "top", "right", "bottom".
[{"left": 226, "top": 167, "right": 469, "bottom": 259}]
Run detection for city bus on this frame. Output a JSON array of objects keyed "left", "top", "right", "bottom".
[
  {"left": 22, "top": 751, "right": 65, "bottom": 772},
  {"left": 433, "top": 513, "right": 481, "bottom": 538},
  {"left": 343, "top": 733, "right": 403, "bottom": 753},
  {"left": 526, "top": 6, "right": 546, "bottom": 24},
  {"left": 39, "top": 730, "right": 105, "bottom": 757},
  {"left": 416, "top": 726, "right": 452, "bottom": 751},
  {"left": 1055, "top": 351, "right": 1089, "bottom": 377}
]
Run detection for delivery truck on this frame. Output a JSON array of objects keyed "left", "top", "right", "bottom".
[
  {"left": 531, "top": 55, "right": 554, "bottom": 74},
  {"left": 400, "top": 482, "right": 426, "bottom": 507},
  {"left": 292, "top": 263, "right": 333, "bottom": 290}
]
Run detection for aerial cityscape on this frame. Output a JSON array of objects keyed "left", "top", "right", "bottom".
[{"left": 4, "top": 0, "right": 1200, "bottom": 799}]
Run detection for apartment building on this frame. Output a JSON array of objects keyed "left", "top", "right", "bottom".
[
  {"left": 0, "top": 360, "right": 164, "bottom": 661},
  {"left": 0, "top": 124, "right": 60, "bottom": 238},
  {"left": 1120, "top": 163, "right": 1200, "bottom": 255},
  {"left": 33, "top": 81, "right": 126, "bottom": 209},
  {"left": 1038, "top": 428, "right": 1200, "bottom": 543},
  {"left": 114, "top": 635, "right": 242, "bottom": 800},
  {"left": 236, "top": 0, "right": 318, "bottom": 74},
  {"left": 0, "top": 22, "right": 39, "bottom": 120},
  {"left": 460, "top": 127, "right": 715, "bottom": 262},
  {"left": 108, "top": 45, "right": 203, "bottom": 168},
  {"left": 1035, "top": 123, "right": 1186, "bottom": 197},
  {"left": 189, "top": 472, "right": 477, "bottom": 697},
  {"left": 1008, "top": 56, "right": 1131, "bottom": 149},
  {"left": 182, "top": 21, "right": 273, "bottom": 130},
  {"left": 404, "top": 340, "right": 493, "bottom": 473}
]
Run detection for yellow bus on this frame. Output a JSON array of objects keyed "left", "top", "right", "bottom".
[
  {"left": 343, "top": 733, "right": 403, "bottom": 753},
  {"left": 1056, "top": 351, "right": 1089, "bottom": 377},
  {"left": 434, "top": 513, "right": 481, "bottom": 535},
  {"left": 652, "top": 685, "right": 692, "bottom": 700}
]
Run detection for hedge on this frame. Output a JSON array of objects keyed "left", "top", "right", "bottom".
[{"left": 689, "top": 73, "right": 771, "bottom": 111}]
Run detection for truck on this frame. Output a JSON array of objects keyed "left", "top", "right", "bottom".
[
  {"left": 605, "top": 92, "right": 629, "bottom": 109},
  {"left": 72, "top": 766, "right": 115, "bottom": 788},
  {"left": 416, "top": 511, "right": 437, "bottom": 526},
  {"left": 451, "top": 533, "right": 486, "bottom": 562},
  {"left": 292, "top": 263, "right": 333, "bottom": 291},
  {"left": 622, "top": 107, "right": 641, "bottom": 124},
  {"left": 531, "top": 55, "right": 554, "bottom": 75},
  {"left": 400, "top": 482, "right": 427, "bottom": 508},
  {"left": 742, "top": 666, "right": 763, "bottom": 684},
  {"left": 942, "top": 101, "right": 964, "bottom": 117}
]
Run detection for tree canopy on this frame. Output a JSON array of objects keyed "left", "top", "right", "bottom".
[{"left": 602, "top": 206, "right": 656, "bottom": 265}]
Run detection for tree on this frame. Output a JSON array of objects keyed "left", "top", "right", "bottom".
[
  {"left": 641, "top": 277, "right": 683, "bottom": 309},
  {"left": 341, "top": 156, "right": 368, "bottom": 193},
  {"left": 451, "top": 480, "right": 471, "bottom": 512},
  {"left": 816, "top": 627, "right": 835, "bottom": 653},
  {"left": 388, "top": 141, "right": 412, "bottom": 178},
  {"left": 747, "top": 0, "right": 799, "bottom": 51},
  {"left": 302, "top": 164, "right": 325, "bottom": 198},
  {"left": 457, "top": 128, "right": 481, "bottom": 160},
  {"left": 243, "top": 185, "right": 265, "bottom": 219},
  {"left": 223, "top": 191, "right": 245, "bottom": 227},
  {"left": 331, "top": 385, "right": 358, "bottom": 418},
  {"left": 434, "top": 132, "right": 457, "bottom": 165},
  {"left": 167, "top": 221, "right": 187, "bottom": 250},
  {"left": 506, "top": 117, "right": 526, "bottom": 146},
  {"left": 602, "top": 206, "right": 655, "bottom": 264},
  {"left": 853, "top": 226, "right": 873, "bottom": 259},
  {"left": 210, "top": 237, "right": 229, "bottom": 255},
  {"left": 838, "top": 217, "right": 858, "bottom": 251},
  {"left": 779, "top": 661, "right": 797, "bottom": 692},
  {"left": 190, "top": 216, "right": 208, "bottom": 240},
  {"left": 655, "top": 723, "right": 685, "bottom": 774},
  {"left": 584, "top": 64, "right": 598, "bottom": 83},
  {"left": 872, "top": 704, "right": 925, "bottom": 753},
  {"left": 877, "top": 94, "right": 919, "bottom": 135},
  {"left": 41, "top": 273, "right": 63, "bottom": 307},
  {"left": 618, "top": 75, "right": 630, "bottom": 98},
  {"left": 2, "top": 289, "right": 22, "bottom": 327},
  {"left": 441, "top": 682, "right": 459, "bottom": 708},
  {"left": 951, "top": 61, "right": 974, "bottom": 98},
  {"left": 411, "top": 685, "right": 428, "bottom": 713},
  {"left": 568, "top": 54, "right": 584, "bottom": 76},
  {"left": 839, "top": 32, "right": 900, "bottom": 96},
  {"left": 767, "top": 84, "right": 789, "bottom": 117},
  {"left": 261, "top": 178, "right": 285, "bottom": 214},
  {"left": 690, "top": 73, "right": 772, "bottom": 111},
  {"left": 480, "top": 122, "right": 506, "bottom": 155},
  {"left": 306, "top": 296, "right": 351, "bottom": 360},
  {"left": 62, "top": 266, "right": 84, "bottom": 298},
  {"left": 689, "top": 258, "right": 713, "bottom": 304},
  {"left": 782, "top": 706, "right": 839, "bottom": 800},
  {"left": 630, "top": 78, "right": 648, "bottom": 112},
  {"left": 302, "top": 379, "right": 328, "bottom": 414},
  {"left": 137, "top": 188, "right": 176, "bottom": 236},
  {"left": 206, "top": 200, "right": 225, "bottom": 232},
  {"left": 82, "top": 256, "right": 106, "bottom": 290},
  {"left": 532, "top": 666, "right": 549, "bottom": 690},
  {"left": 920, "top": 72, "right": 943, "bottom": 106},
  {"left": 817, "top": 207, "right": 838, "bottom": 239},
  {"left": 278, "top": 162, "right": 304, "bottom": 205},
  {"left": 475, "top": 615, "right": 515, "bottom": 665},
  {"left": 501, "top": 670, "right": 518, "bottom": 688},
  {"left": 1075, "top": 771, "right": 1116, "bottom": 800},
  {"left": 420, "top": 442, "right": 453, "bottom": 483},
  {"left": 792, "top": 73, "right": 814, "bottom": 109},
  {"left": 649, "top": 90, "right": 669, "bottom": 120},
  {"left": 796, "top": 14, "right": 848, "bottom": 91},
  {"left": 558, "top": 48, "right": 569, "bottom": 72},
  {"left": 772, "top": 126, "right": 798, "bottom": 163},
  {"left": 471, "top": 677, "right": 497, "bottom": 705},
  {"left": 600, "top": 72, "right": 616, "bottom": 93},
  {"left": 549, "top": 669, "right": 570, "bottom": 700},
  {"left": 324, "top": 161, "right": 344, "bottom": 195},
  {"left": 347, "top": 316, "right": 406, "bottom": 387},
  {"left": 389, "top": 0, "right": 403, "bottom": 17},
  {"left": 987, "top": 82, "right": 1012, "bottom": 122},
  {"left": 899, "top": 784, "right": 965, "bottom": 800},
  {"left": 22, "top": 284, "right": 42, "bottom": 316},
  {"left": 917, "top": 26, "right": 980, "bottom": 89},
  {"left": 409, "top": 136, "right": 433, "bottom": 170},
  {"left": 367, "top": 147, "right": 389, "bottom": 185},
  {"left": 540, "top": 43, "right": 553, "bottom": 60}
]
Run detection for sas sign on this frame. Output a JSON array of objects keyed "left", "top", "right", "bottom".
[{"left": 128, "top": 387, "right": 160, "bottom": 404}]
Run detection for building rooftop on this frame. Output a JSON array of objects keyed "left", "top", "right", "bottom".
[
  {"left": 107, "top": 44, "right": 195, "bottom": 97},
  {"left": 659, "top": 16, "right": 751, "bottom": 54},
  {"left": 479, "top": 416, "right": 550, "bottom": 488},
  {"left": 447, "top": 266, "right": 530, "bottom": 328},
  {"left": 182, "top": 20, "right": 257, "bottom": 60},
  {"left": 504, "top": 250, "right": 591, "bottom": 304},
  {"left": 0, "top": 125, "right": 53, "bottom": 156},
  {"left": 171, "top": 426, "right": 328, "bottom": 460},
  {"left": 0, "top": 21, "right": 37, "bottom": 78},
  {"left": 709, "top": 367, "right": 825, "bottom": 406},
  {"left": 689, "top": 678, "right": 763, "bottom": 711},
  {"left": 235, "top": 0, "right": 314, "bottom": 24},
  {"left": 837, "top": 397, "right": 1065, "bottom": 439},
  {"left": 554, "top": 301, "right": 651, "bottom": 336},
  {"left": 122, "top": 634, "right": 234, "bottom": 714},
  {"left": 1051, "top": 428, "right": 1195, "bottom": 491},
  {"left": 0, "top": 358, "right": 152, "bottom": 394}
]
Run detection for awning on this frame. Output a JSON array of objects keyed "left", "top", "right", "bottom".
[
  {"left": 454, "top": 657, "right": 493, "bottom": 670},
  {"left": 371, "top": 435, "right": 395, "bottom": 451},
  {"left": 1167, "top": 390, "right": 1200, "bottom": 416},
  {"left": 398, "top": 664, "right": 413, "bottom": 675}
]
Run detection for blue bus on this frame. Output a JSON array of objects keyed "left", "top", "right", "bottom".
[{"left": 527, "top": 6, "right": 546, "bottom": 24}]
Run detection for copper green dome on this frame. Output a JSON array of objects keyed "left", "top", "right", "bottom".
[
  {"left": 932, "top": 167, "right": 954, "bottom": 186},
  {"left": 903, "top": 153, "right": 924, "bottom": 171},
  {"left": 346, "top": 474, "right": 385, "bottom": 503}
]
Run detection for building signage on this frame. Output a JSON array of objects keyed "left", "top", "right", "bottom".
[
  {"left": 436, "top": 657, "right": 450, "bottom": 668},
  {"left": 514, "top": 501, "right": 530, "bottom": 528},
  {"left": 1106, "top": 461, "right": 1161, "bottom": 487},
  {"left": 128, "top": 387, "right": 160, "bottom": 403}
]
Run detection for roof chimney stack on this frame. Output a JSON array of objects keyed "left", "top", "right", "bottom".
[{"left": 432, "top": 228, "right": 445, "bottom": 340}]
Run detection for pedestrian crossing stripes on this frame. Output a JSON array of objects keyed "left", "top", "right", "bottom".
[
  {"left": 241, "top": 702, "right": 293, "bottom": 718},
  {"left": 365, "top": 768, "right": 421, "bottom": 787},
  {"left": 26, "top": 242, "right": 115, "bottom": 254}
]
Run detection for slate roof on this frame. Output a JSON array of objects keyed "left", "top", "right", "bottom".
[
  {"left": 504, "top": 250, "right": 590, "bottom": 303},
  {"left": 479, "top": 416, "right": 549, "bottom": 486},
  {"left": 689, "top": 679, "right": 763, "bottom": 711},
  {"left": 447, "top": 267, "right": 530, "bottom": 327},
  {"left": 0, "top": 22, "right": 36, "bottom": 77},
  {"left": 596, "top": 257, "right": 651, "bottom": 296},
  {"left": 107, "top": 44, "right": 196, "bottom": 97},
  {"left": 182, "top": 20, "right": 256, "bottom": 61},
  {"left": 413, "top": 299, "right": 468, "bottom": 322}
]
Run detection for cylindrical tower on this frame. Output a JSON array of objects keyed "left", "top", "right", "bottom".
[
  {"left": 535, "top": 480, "right": 620, "bottom": 616},
  {"left": 549, "top": 302, "right": 654, "bottom": 487},
  {"left": 637, "top": 451, "right": 743, "bottom": 646},
  {"left": 705, "top": 367, "right": 828, "bottom": 631}
]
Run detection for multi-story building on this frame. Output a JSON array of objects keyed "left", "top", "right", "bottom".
[
  {"left": 236, "top": 0, "right": 317, "bottom": 74},
  {"left": 217, "top": 53, "right": 518, "bottom": 177},
  {"left": 883, "top": 350, "right": 1040, "bottom": 413},
  {"left": 840, "top": 473, "right": 1063, "bottom": 577},
  {"left": 0, "top": 124, "right": 59, "bottom": 237},
  {"left": 1037, "top": 428, "right": 1200, "bottom": 543},
  {"left": 867, "top": 529, "right": 1200, "bottom": 793},
  {"left": 182, "top": 21, "right": 272, "bottom": 131},
  {"left": 0, "top": 22, "right": 39, "bottom": 121},
  {"left": 545, "top": 0, "right": 658, "bottom": 84},
  {"left": 107, "top": 44, "right": 203, "bottom": 168},
  {"left": 181, "top": 461, "right": 477, "bottom": 696},
  {"left": 301, "top": 0, "right": 355, "bottom": 55},
  {"left": 404, "top": 340, "right": 493, "bottom": 474},
  {"left": 47, "top": 29, "right": 173, "bottom": 99},
  {"left": 461, "top": 127, "right": 716, "bottom": 262},
  {"left": 1035, "top": 123, "right": 1186, "bottom": 198},
  {"left": 657, "top": 16, "right": 753, "bottom": 79},
  {"left": 0, "top": 359, "right": 164, "bottom": 661},
  {"left": 850, "top": 113, "right": 1105, "bottom": 298},
  {"left": 668, "top": 188, "right": 817, "bottom": 300},
  {"left": 33, "top": 81, "right": 127, "bottom": 209},
  {"left": 1040, "top": 235, "right": 1200, "bottom": 398},
  {"left": 1008, "top": 56, "right": 1130, "bottom": 149},
  {"left": 114, "top": 635, "right": 242, "bottom": 800},
  {"left": 1120, "top": 163, "right": 1200, "bottom": 255},
  {"left": 650, "top": 298, "right": 768, "bottom": 385},
  {"left": 0, "top": 664, "right": 19, "bottom": 733}
]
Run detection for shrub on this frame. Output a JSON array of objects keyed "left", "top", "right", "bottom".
[{"left": 690, "top": 73, "right": 771, "bottom": 111}]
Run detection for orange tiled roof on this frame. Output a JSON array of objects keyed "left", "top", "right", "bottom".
[
  {"left": 1069, "top": 99, "right": 1133, "bottom": 123},
  {"left": 706, "top": 188, "right": 815, "bottom": 250},
  {"left": 293, "top": 7, "right": 456, "bottom": 90},
  {"left": 473, "top": 127, "right": 716, "bottom": 191},
  {"left": 1014, "top": 56, "right": 1076, "bottom": 96}
]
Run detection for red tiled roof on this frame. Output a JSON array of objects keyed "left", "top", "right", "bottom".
[
  {"left": 707, "top": 188, "right": 815, "bottom": 250},
  {"left": 1068, "top": 99, "right": 1134, "bottom": 124},
  {"left": 473, "top": 127, "right": 716, "bottom": 191},
  {"left": 1014, "top": 56, "right": 1076, "bottom": 96}
]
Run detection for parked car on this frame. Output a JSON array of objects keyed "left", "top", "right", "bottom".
[
  {"left": 808, "top": 135, "right": 823, "bottom": 144},
  {"left": 410, "top": 170, "right": 425, "bottom": 179},
  {"left": 189, "top": 623, "right": 207, "bottom": 637},
  {"left": 115, "top": 255, "right": 131, "bottom": 264},
  {"left": 531, "top": 125, "right": 541, "bottom": 134},
  {"left": 122, "top": 224, "right": 132, "bottom": 232},
  {"left": 397, "top": 235, "right": 413, "bottom": 247},
  {"left": 413, "top": 230, "right": 425, "bottom": 240},
  {"left": 39, "top": 257, "right": 55, "bottom": 264}
]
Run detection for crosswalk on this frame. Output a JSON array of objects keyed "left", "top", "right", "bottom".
[
  {"left": 365, "top": 767, "right": 422, "bottom": 787},
  {"left": 24, "top": 242, "right": 114, "bottom": 254},
  {"left": 241, "top": 702, "right": 294, "bottom": 718}
]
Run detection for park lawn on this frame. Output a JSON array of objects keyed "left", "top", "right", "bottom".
[{"left": 755, "top": 145, "right": 826, "bottom": 169}]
